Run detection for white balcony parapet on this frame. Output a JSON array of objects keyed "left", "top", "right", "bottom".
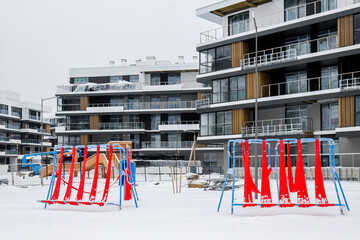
[
  {"left": 242, "top": 117, "right": 313, "bottom": 136},
  {"left": 199, "top": 0, "right": 355, "bottom": 44},
  {"left": 57, "top": 81, "right": 141, "bottom": 94},
  {"left": 141, "top": 141, "right": 194, "bottom": 149}
]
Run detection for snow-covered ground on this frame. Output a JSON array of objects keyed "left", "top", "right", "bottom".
[{"left": 0, "top": 178, "right": 359, "bottom": 240}]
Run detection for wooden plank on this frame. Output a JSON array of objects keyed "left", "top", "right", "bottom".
[
  {"left": 232, "top": 108, "right": 250, "bottom": 134},
  {"left": 232, "top": 42, "right": 249, "bottom": 68},
  {"left": 80, "top": 96, "right": 89, "bottom": 111},
  {"left": 338, "top": 15, "right": 354, "bottom": 47},
  {"left": 89, "top": 115, "right": 100, "bottom": 129}
]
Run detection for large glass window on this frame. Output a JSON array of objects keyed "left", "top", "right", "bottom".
[
  {"left": 0, "top": 104, "right": 8, "bottom": 115},
  {"left": 66, "top": 116, "right": 89, "bottom": 130},
  {"left": 150, "top": 74, "right": 161, "bottom": 85},
  {"left": 168, "top": 96, "right": 181, "bottom": 108},
  {"left": 355, "top": 96, "right": 360, "bottom": 126},
  {"left": 168, "top": 133, "right": 181, "bottom": 148},
  {"left": 151, "top": 96, "right": 160, "bottom": 109},
  {"left": 228, "top": 11, "right": 249, "bottom": 36},
  {"left": 11, "top": 107, "right": 22, "bottom": 117},
  {"left": 284, "top": 0, "right": 306, "bottom": 21},
  {"left": 200, "top": 45, "right": 231, "bottom": 74},
  {"left": 286, "top": 106, "right": 307, "bottom": 130},
  {"left": 151, "top": 134, "right": 161, "bottom": 148},
  {"left": 321, "top": 0, "right": 337, "bottom": 12},
  {"left": 201, "top": 111, "right": 232, "bottom": 136},
  {"left": 61, "top": 97, "right": 80, "bottom": 111},
  {"left": 110, "top": 97, "right": 124, "bottom": 106},
  {"left": 129, "top": 75, "right": 139, "bottom": 83},
  {"left": 229, "top": 76, "right": 246, "bottom": 101},
  {"left": 168, "top": 73, "right": 181, "bottom": 85},
  {"left": 321, "top": 102, "right": 339, "bottom": 130},
  {"left": 151, "top": 114, "right": 161, "bottom": 130},
  {"left": 110, "top": 76, "right": 123, "bottom": 83},
  {"left": 318, "top": 29, "right": 337, "bottom": 52},
  {"left": 321, "top": 66, "right": 338, "bottom": 90},
  {"left": 74, "top": 77, "right": 88, "bottom": 84},
  {"left": 354, "top": 14, "right": 360, "bottom": 44},
  {"left": 128, "top": 97, "right": 139, "bottom": 110},
  {"left": 321, "top": 139, "right": 339, "bottom": 166},
  {"left": 285, "top": 35, "right": 310, "bottom": 56},
  {"left": 213, "top": 79, "right": 228, "bottom": 103},
  {"left": 168, "top": 114, "right": 181, "bottom": 124},
  {"left": 286, "top": 71, "right": 307, "bottom": 94}
]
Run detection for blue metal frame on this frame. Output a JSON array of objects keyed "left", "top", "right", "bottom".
[
  {"left": 42, "top": 143, "right": 139, "bottom": 210},
  {"left": 217, "top": 138, "right": 350, "bottom": 215}
]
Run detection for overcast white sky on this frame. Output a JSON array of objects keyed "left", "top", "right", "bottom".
[{"left": 0, "top": 0, "right": 219, "bottom": 111}]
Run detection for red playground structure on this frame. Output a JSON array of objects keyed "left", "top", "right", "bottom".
[
  {"left": 39, "top": 143, "right": 138, "bottom": 210},
  {"left": 217, "top": 138, "right": 349, "bottom": 215}
]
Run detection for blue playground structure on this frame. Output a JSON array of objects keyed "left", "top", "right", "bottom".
[{"left": 217, "top": 138, "right": 349, "bottom": 215}]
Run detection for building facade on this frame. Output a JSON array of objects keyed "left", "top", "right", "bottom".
[
  {"left": 196, "top": 0, "right": 360, "bottom": 169},
  {"left": 55, "top": 57, "right": 223, "bottom": 168},
  {"left": 0, "top": 91, "right": 52, "bottom": 165}
]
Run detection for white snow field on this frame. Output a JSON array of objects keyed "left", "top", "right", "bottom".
[{"left": 0, "top": 178, "right": 359, "bottom": 240}]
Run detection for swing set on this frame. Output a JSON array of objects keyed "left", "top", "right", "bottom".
[
  {"left": 39, "top": 143, "right": 138, "bottom": 210},
  {"left": 217, "top": 138, "right": 349, "bottom": 215}
]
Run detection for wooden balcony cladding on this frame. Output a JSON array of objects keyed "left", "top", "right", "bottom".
[
  {"left": 338, "top": 15, "right": 354, "bottom": 47},
  {"left": 232, "top": 108, "right": 249, "bottom": 134},
  {"left": 89, "top": 115, "right": 100, "bottom": 129},
  {"left": 339, "top": 96, "right": 354, "bottom": 127},
  {"left": 80, "top": 96, "right": 89, "bottom": 111},
  {"left": 232, "top": 41, "right": 249, "bottom": 68},
  {"left": 80, "top": 135, "right": 89, "bottom": 145},
  {"left": 211, "top": 0, "right": 271, "bottom": 16},
  {"left": 246, "top": 72, "right": 270, "bottom": 99},
  {"left": 45, "top": 124, "right": 50, "bottom": 134}
]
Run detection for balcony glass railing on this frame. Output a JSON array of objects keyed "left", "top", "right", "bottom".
[
  {"left": 5, "top": 150, "right": 17, "bottom": 154},
  {"left": 29, "top": 115, "right": 40, "bottom": 121},
  {"left": 0, "top": 136, "right": 10, "bottom": 142},
  {"left": 0, "top": 109, "right": 8, "bottom": 115},
  {"left": 242, "top": 117, "right": 313, "bottom": 136},
  {"left": 199, "top": 0, "right": 357, "bottom": 43},
  {"left": 65, "top": 123, "right": 90, "bottom": 130},
  {"left": 99, "top": 122, "right": 144, "bottom": 130}
]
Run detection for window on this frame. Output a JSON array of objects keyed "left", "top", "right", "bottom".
[
  {"left": 203, "top": 152, "right": 218, "bottom": 173},
  {"left": 200, "top": 49, "right": 215, "bottom": 74},
  {"left": 285, "top": 35, "right": 310, "bottom": 56},
  {"left": 151, "top": 114, "right": 160, "bottom": 130},
  {"left": 168, "top": 133, "right": 181, "bottom": 148},
  {"left": 130, "top": 134, "right": 140, "bottom": 149},
  {"left": 229, "top": 76, "right": 246, "bottom": 101},
  {"left": 110, "top": 76, "right": 123, "bottom": 83},
  {"left": 110, "top": 134, "right": 123, "bottom": 141},
  {"left": 200, "top": 45, "right": 232, "bottom": 74},
  {"left": 355, "top": 96, "right": 360, "bottom": 126},
  {"left": 228, "top": 11, "right": 249, "bottom": 36},
  {"left": 150, "top": 74, "right": 161, "bottom": 85},
  {"left": 201, "top": 111, "right": 232, "bottom": 136},
  {"left": 0, "top": 104, "right": 8, "bottom": 115},
  {"left": 151, "top": 134, "right": 161, "bottom": 148},
  {"left": 286, "top": 106, "right": 307, "bottom": 130},
  {"left": 321, "top": 102, "right": 338, "bottom": 130},
  {"left": 286, "top": 71, "right": 307, "bottom": 94},
  {"left": 320, "top": 0, "right": 336, "bottom": 12},
  {"left": 129, "top": 115, "right": 139, "bottom": 123},
  {"left": 11, "top": 107, "right": 22, "bottom": 117},
  {"left": 321, "top": 139, "right": 339, "bottom": 166},
  {"left": 168, "top": 73, "right": 181, "bottom": 85},
  {"left": 168, "top": 114, "right": 181, "bottom": 124},
  {"left": 318, "top": 29, "right": 337, "bottom": 52},
  {"left": 128, "top": 97, "right": 139, "bottom": 110},
  {"left": 66, "top": 116, "right": 89, "bottom": 130},
  {"left": 168, "top": 96, "right": 181, "bottom": 108},
  {"left": 61, "top": 97, "right": 80, "bottom": 111},
  {"left": 213, "top": 79, "right": 228, "bottom": 103},
  {"left": 284, "top": 0, "right": 306, "bottom": 21},
  {"left": 110, "top": 97, "right": 124, "bottom": 106},
  {"left": 321, "top": 66, "right": 338, "bottom": 90},
  {"left": 129, "top": 75, "right": 139, "bottom": 83},
  {"left": 74, "top": 77, "right": 88, "bottom": 84},
  {"left": 354, "top": 14, "right": 360, "bottom": 44}
]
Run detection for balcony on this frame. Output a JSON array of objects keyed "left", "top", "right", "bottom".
[
  {"left": 199, "top": 0, "right": 355, "bottom": 44},
  {"left": 340, "top": 71, "right": 360, "bottom": 91},
  {"left": 57, "top": 81, "right": 141, "bottom": 94},
  {"left": 0, "top": 136, "right": 9, "bottom": 142},
  {"left": 141, "top": 141, "right": 194, "bottom": 149},
  {"left": 99, "top": 122, "right": 145, "bottom": 130},
  {"left": 28, "top": 115, "right": 41, "bottom": 121},
  {"left": 240, "top": 35, "right": 337, "bottom": 70},
  {"left": 20, "top": 128, "right": 42, "bottom": 134},
  {"left": 22, "top": 139, "right": 40, "bottom": 144},
  {"left": 0, "top": 109, "right": 9, "bottom": 115},
  {"left": 158, "top": 120, "right": 200, "bottom": 132},
  {"left": 241, "top": 117, "right": 313, "bottom": 137},
  {"left": 87, "top": 103, "right": 124, "bottom": 113}
]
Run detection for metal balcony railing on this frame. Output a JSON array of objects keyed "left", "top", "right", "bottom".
[
  {"left": 196, "top": 93, "right": 212, "bottom": 109},
  {"left": 57, "top": 81, "right": 141, "bottom": 93},
  {"left": 240, "top": 35, "right": 337, "bottom": 70},
  {"left": 141, "top": 141, "right": 194, "bottom": 149},
  {"left": 199, "top": 0, "right": 357, "bottom": 43},
  {"left": 242, "top": 117, "right": 313, "bottom": 136},
  {"left": 88, "top": 101, "right": 197, "bottom": 111},
  {"left": 160, "top": 120, "right": 200, "bottom": 125},
  {"left": 339, "top": 71, "right": 360, "bottom": 90},
  {"left": 99, "top": 122, "right": 144, "bottom": 130},
  {"left": 22, "top": 139, "right": 40, "bottom": 144}
]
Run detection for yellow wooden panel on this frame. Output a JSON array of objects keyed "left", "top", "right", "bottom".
[
  {"left": 246, "top": 72, "right": 270, "bottom": 99},
  {"left": 232, "top": 108, "right": 250, "bottom": 134},
  {"left": 232, "top": 42, "right": 249, "bottom": 68},
  {"left": 80, "top": 96, "right": 89, "bottom": 111},
  {"left": 338, "top": 15, "right": 354, "bottom": 47},
  {"left": 80, "top": 135, "right": 89, "bottom": 145},
  {"left": 89, "top": 115, "right": 100, "bottom": 129},
  {"left": 339, "top": 96, "right": 355, "bottom": 127}
]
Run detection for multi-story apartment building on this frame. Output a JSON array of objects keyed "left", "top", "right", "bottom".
[
  {"left": 55, "top": 57, "right": 223, "bottom": 166},
  {"left": 0, "top": 91, "right": 52, "bottom": 165},
  {"left": 196, "top": 0, "right": 360, "bottom": 169}
]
